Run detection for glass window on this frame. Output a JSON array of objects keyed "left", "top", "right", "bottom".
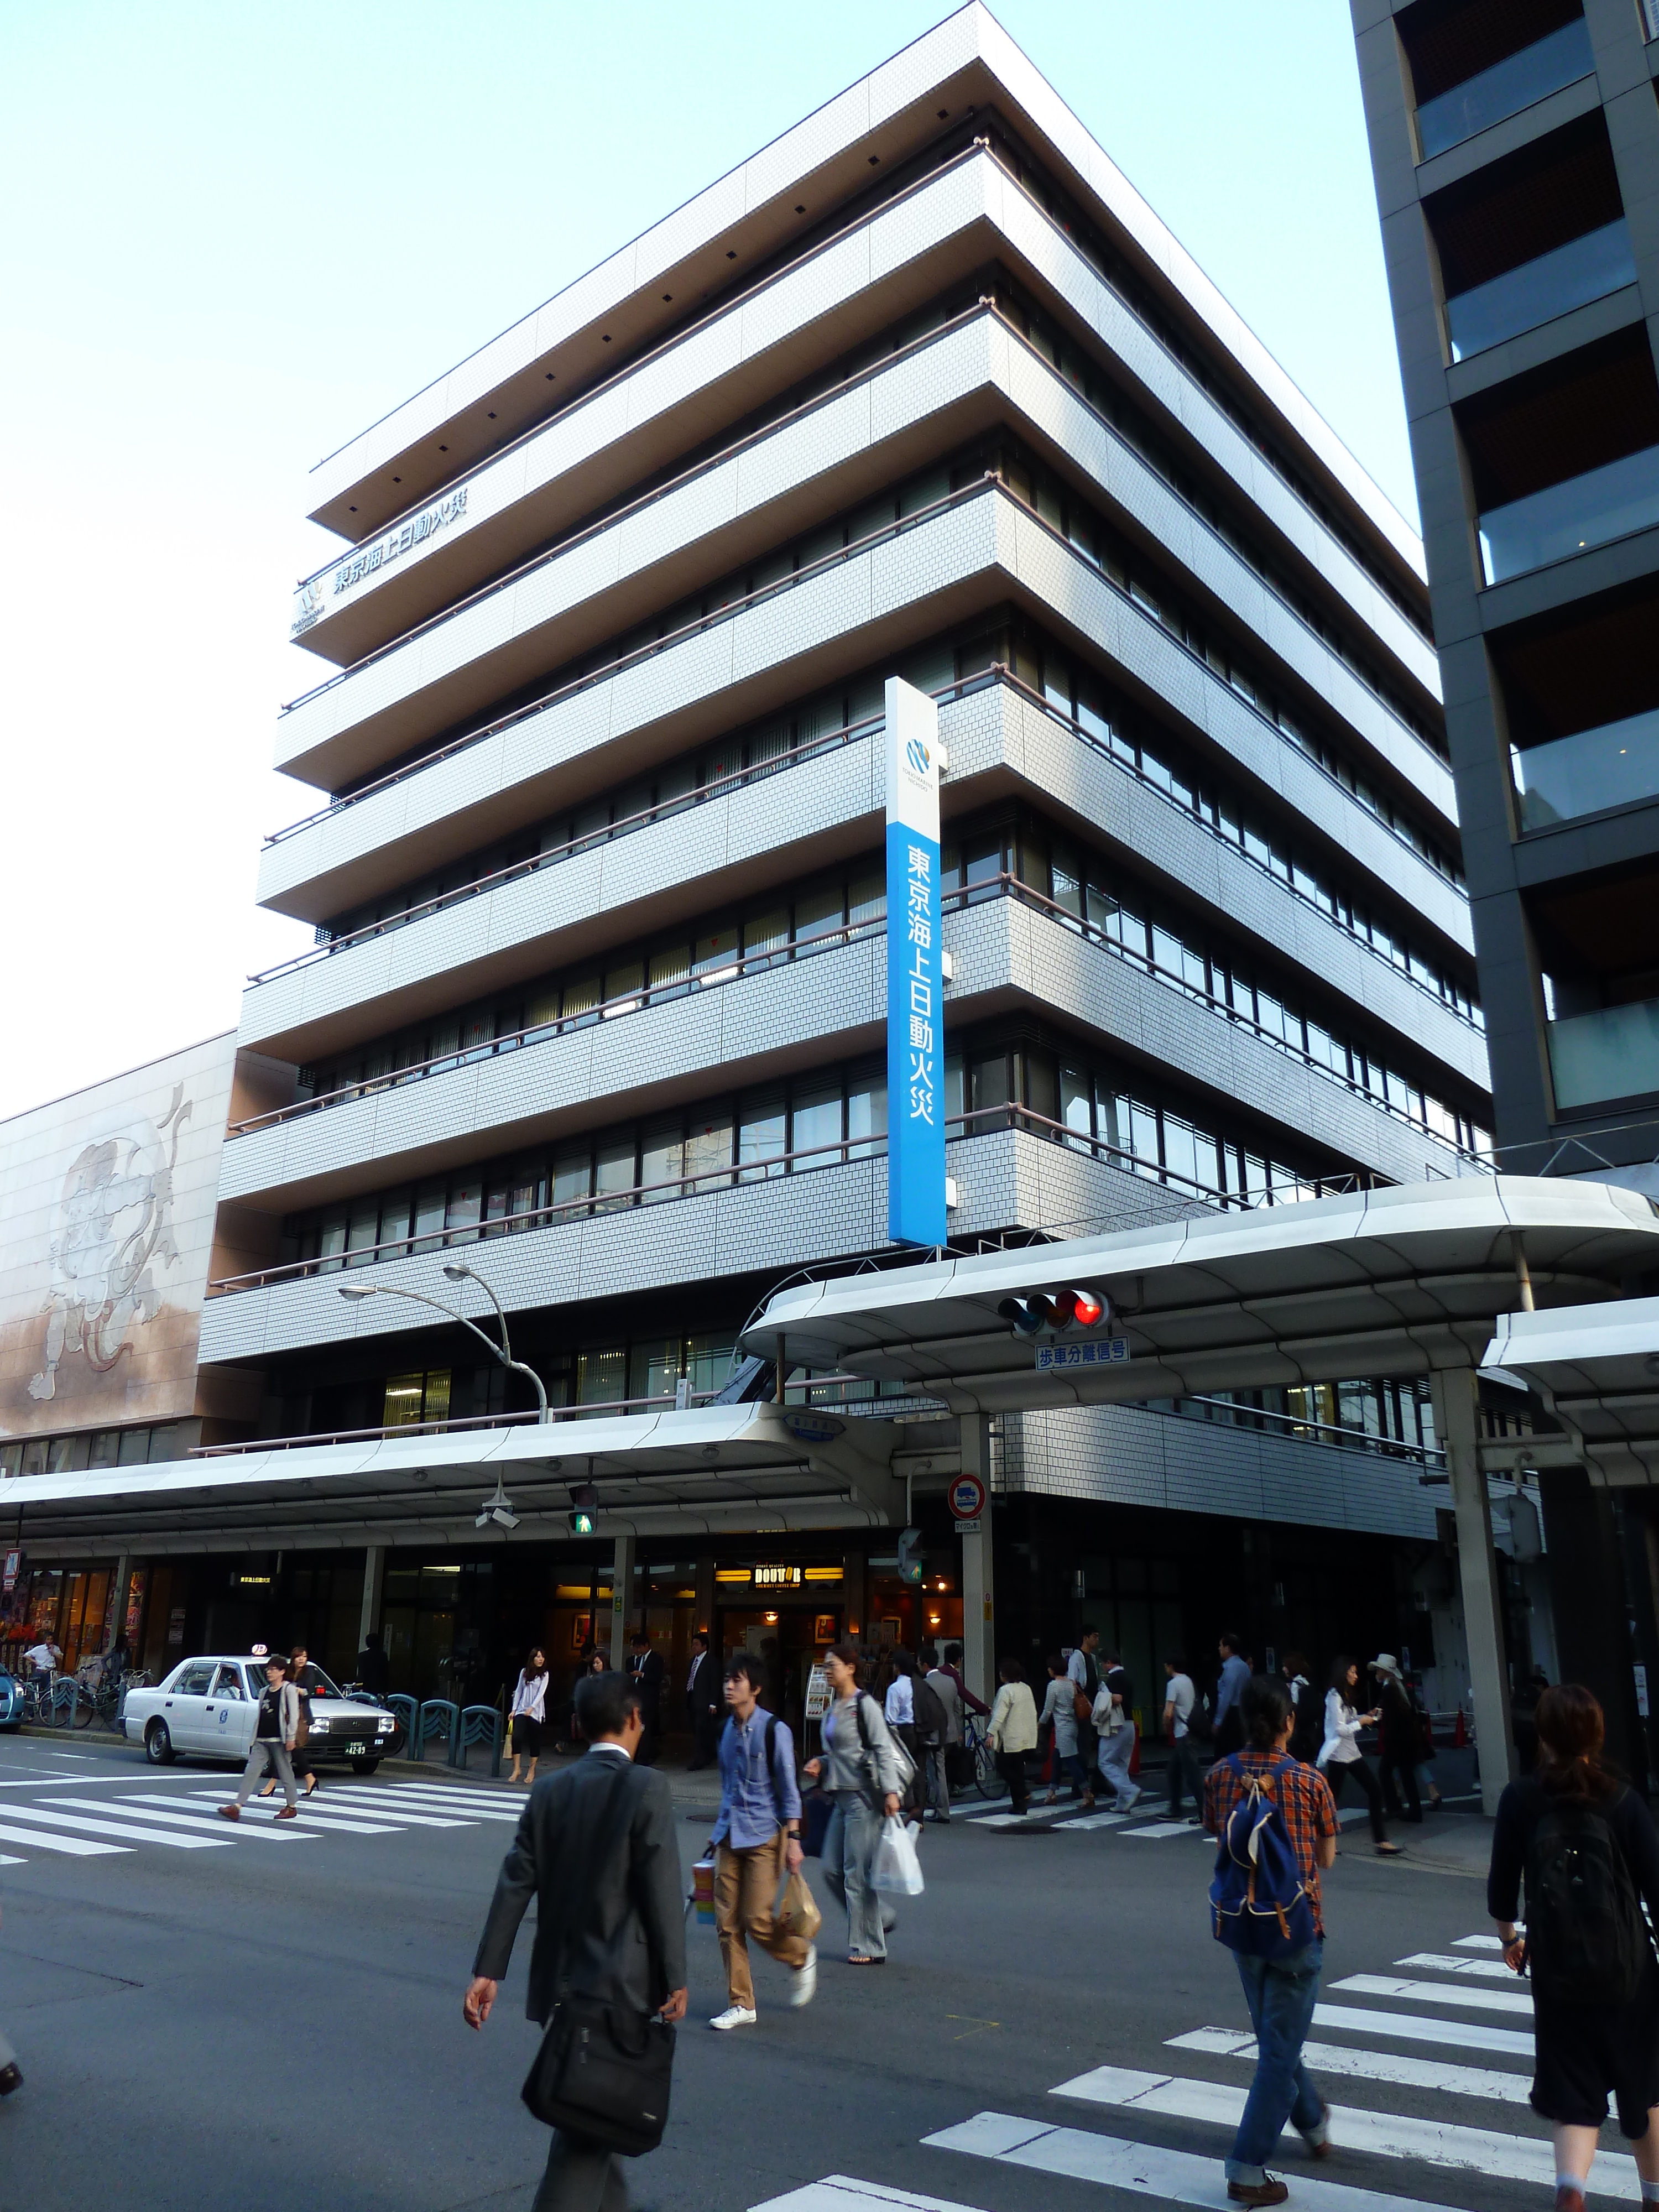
[
  {"left": 481, "top": 1177, "right": 513, "bottom": 1237},
  {"left": 376, "top": 1190, "right": 412, "bottom": 1258},
  {"left": 684, "top": 1113, "right": 734, "bottom": 1187},
  {"left": 1061, "top": 1067, "right": 1093, "bottom": 1148},
  {"left": 425, "top": 1369, "right": 452, "bottom": 1425},
  {"left": 847, "top": 873, "right": 885, "bottom": 926},
  {"left": 603, "top": 959, "right": 643, "bottom": 1014},
  {"left": 146, "top": 1425, "right": 181, "bottom": 1464},
  {"left": 576, "top": 1347, "right": 627, "bottom": 1411},
  {"left": 794, "top": 884, "right": 846, "bottom": 944},
  {"left": 346, "top": 1201, "right": 379, "bottom": 1266},
  {"left": 963, "top": 836, "right": 1003, "bottom": 903},
  {"left": 562, "top": 976, "right": 600, "bottom": 1025},
  {"left": 969, "top": 1053, "right": 1011, "bottom": 1131},
  {"left": 628, "top": 1339, "right": 681, "bottom": 1408},
  {"left": 1129, "top": 1099, "right": 1161, "bottom": 1175},
  {"left": 639, "top": 1121, "right": 684, "bottom": 1202},
  {"left": 88, "top": 1431, "right": 122, "bottom": 1470},
  {"left": 384, "top": 1375, "right": 425, "bottom": 1428},
  {"left": 693, "top": 926, "right": 739, "bottom": 981},
  {"left": 686, "top": 1335, "right": 735, "bottom": 1396},
  {"left": 791, "top": 1081, "right": 843, "bottom": 1168},
  {"left": 551, "top": 1149, "right": 592, "bottom": 1212},
  {"left": 592, "top": 1136, "right": 638, "bottom": 1212},
  {"left": 210, "top": 1664, "right": 246, "bottom": 1701},
  {"left": 1151, "top": 923, "right": 1185, "bottom": 982},
  {"left": 743, "top": 910, "right": 790, "bottom": 966},
  {"left": 943, "top": 1055, "right": 964, "bottom": 1128},
  {"left": 1023, "top": 1053, "right": 1058, "bottom": 1128},
  {"left": 445, "top": 1180, "right": 482, "bottom": 1245},
  {"left": 176, "top": 1662, "right": 216, "bottom": 1697},
  {"left": 847, "top": 1068, "right": 887, "bottom": 1160},
  {"left": 747, "top": 721, "right": 791, "bottom": 776},
  {"left": 648, "top": 944, "right": 690, "bottom": 997},
  {"left": 317, "top": 1215, "right": 347, "bottom": 1274},
  {"left": 460, "top": 1014, "right": 494, "bottom": 1062},
  {"left": 1052, "top": 850, "right": 1083, "bottom": 919},
  {"left": 738, "top": 1093, "right": 787, "bottom": 1181},
  {"left": 1094, "top": 1082, "right": 1123, "bottom": 1154}
]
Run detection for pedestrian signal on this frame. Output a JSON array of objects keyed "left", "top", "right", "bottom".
[
  {"left": 896, "top": 1528, "right": 924, "bottom": 1584},
  {"left": 997, "top": 1287, "right": 1112, "bottom": 1337},
  {"left": 567, "top": 1481, "right": 598, "bottom": 1536}
]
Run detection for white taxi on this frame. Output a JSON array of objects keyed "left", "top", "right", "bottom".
[{"left": 122, "top": 1655, "right": 399, "bottom": 1773}]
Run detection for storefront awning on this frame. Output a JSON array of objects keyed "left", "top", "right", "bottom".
[
  {"left": 740, "top": 1177, "right": 1659, "bottom": 1412},
  {"left": 0, "top": 1404, "right": 940, "bottom": 1556},
  {"left": 1483, "top": 1296, "right": 1659, "bottom": 1487}
]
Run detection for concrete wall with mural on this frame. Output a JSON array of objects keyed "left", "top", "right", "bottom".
[{"left": 0, "top": 1033, "right": 244, "bottom": 1440}]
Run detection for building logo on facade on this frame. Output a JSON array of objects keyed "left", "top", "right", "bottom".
[
  {"left": 288, "top": 578, "right": 326, "bottom": 639},
  {"left": 302, "top": 483, "right": 471, "bottom": 622},
  {"left": 28, "top": 1084, "right": 191, "bottom": 1402},
  {"left": 885, "top": 676, "right": 946, "bottom": 1249}
]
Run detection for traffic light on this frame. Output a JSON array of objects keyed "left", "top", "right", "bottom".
[
  {"left": 567, "top": 1481, "right": 598, "bottom": 1537},
  {"left": 896, "top": 1528, "right": 924, "bottom": 1585},
  {"left": 997, "top": 1286, "right": 1112, "bottom": 1337}
]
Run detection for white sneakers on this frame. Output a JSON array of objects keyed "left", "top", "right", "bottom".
[
  {"left": 708, "top": 2005, "right": 758, "bottom": 2032},
  {"left": 790, "top": 1944, "right": 818, "bottom": 2008}
]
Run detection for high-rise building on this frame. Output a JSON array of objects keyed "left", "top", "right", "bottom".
[
  {"left": 1352, "top": 0, "right": 1659, "bottom": 1772},
  {"left": 14, "top": 8, "right": 1501, "bottom": 1700}
]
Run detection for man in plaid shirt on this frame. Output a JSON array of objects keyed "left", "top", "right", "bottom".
[{"left": 1203, "top": 1674, "right": 1340, "bottom": 2208}]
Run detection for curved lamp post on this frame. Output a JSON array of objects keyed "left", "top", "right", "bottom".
[{"left": 336, "top": 1262, "right": 550, "bottom": 1422}]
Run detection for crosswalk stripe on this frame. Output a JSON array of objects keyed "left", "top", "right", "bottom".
[
  {"left": 94, "top": 1798, "right": 320, "bottom": 1841},
  {"left": 1311, "top": 2001, "right": 1533, "bottom": 2057},
  {"left": 380, "top": 1782, "right": 514, "bottom": 1807},
  {"left": 1455, "top": 1933, "right": 1506, "bottom": 1950},
  {"left": 0, "top": 1854, "right": 22, "bottom": 1866},
  {"left": 272, "top": 1794, "right": 469, "bottom": 1829},
  {"left": 750, "top": 2178, "right": 987, "bottom": 2211},
  {"left": 926, "top": 2110, "right": 1478, "bottom": 2211},
  {"left": 0, "top": 1803, "right": 229, "bottom": 1849},
  {"left": 1331, "top": 1973, "right": 1531, "bottom": 2015},
  {"left": 1395, "top": 1950, "right": 1516, "bottom": 1980},
  {"left": 327, "top": 1786, "right": 517, "bottom": 1824},
  {"left": 1119, "top": 1820, "right": 1203, "bottom": 1839},
  {"left": 1167, "top": 2026, "right": 1531, "bottom": 2104},
  {"left": 0, "top": 1820, "right": 122, "bottom": 1856},
  {"left": 187, "top": 1792, "right": 403, "bottom": 1835},
  {"left": 1048, "top": 2065, "right": 1618, "bottom": 2193},
  {"left": 1051, "top": 1812, "right": 1133, "bottom": 1832}
]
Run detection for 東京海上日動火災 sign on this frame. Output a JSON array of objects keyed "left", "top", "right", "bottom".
[{"left": 885, "top": 677, "right": 945, "bottom": 1248}]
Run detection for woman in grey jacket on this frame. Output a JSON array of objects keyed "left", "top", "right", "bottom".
[{"left": 804, "top": 1645, "right": 903, "bottom": 1964}]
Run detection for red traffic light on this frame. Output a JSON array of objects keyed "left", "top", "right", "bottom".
[{"left": 998, "top": 1287, "right": 1112, "bottom": 1337}]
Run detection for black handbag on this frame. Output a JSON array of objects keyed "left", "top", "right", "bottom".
[
  {"left": 800, "top": 1786, "right": 833, "bottom": 1859},
  {"left": 520, "top": 1763, "right": 676, "bottom": 2155}
]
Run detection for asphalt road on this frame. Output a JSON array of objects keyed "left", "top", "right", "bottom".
[{"left": 0, "top": 1729, "right": 1608, "bottom": 2212}]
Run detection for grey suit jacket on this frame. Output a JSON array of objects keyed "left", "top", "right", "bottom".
[{"left": 472, "top": 1749, "right": 686, "bottom": 2025}]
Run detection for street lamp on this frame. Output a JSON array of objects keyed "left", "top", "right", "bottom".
[{"left": 336, "top": 1264, "right": 550, "bottom": 1422}]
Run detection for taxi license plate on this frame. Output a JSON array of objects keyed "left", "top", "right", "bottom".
[{"left": 348, "top": 1740, "right": 369, "bottom": 1755}]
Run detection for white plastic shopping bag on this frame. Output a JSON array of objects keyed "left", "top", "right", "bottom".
[{"left": 872, "top": 1813, "right": 925, "bottom": 1896}]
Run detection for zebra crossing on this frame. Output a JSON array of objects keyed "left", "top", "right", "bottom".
[
  {"left": 0, "top": 1775, "right": 526, "bottom": 1868},
  {"left": 963, "top": 1798, "right": 1376, "bottom": 1839},
  {"left": 752, "top": 1928, "right": 1587, "bottom": 2212}
]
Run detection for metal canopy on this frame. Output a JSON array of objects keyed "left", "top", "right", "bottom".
[
  {"left": 0, "top": 1405, "right": 921, "bottom": 1557},
  {"left": 741, "top": 1178, "right": 1659, "bottom": 1412},
  {"left": 1484, "top": 1296, "right": 1659, "bottom": 1487}
]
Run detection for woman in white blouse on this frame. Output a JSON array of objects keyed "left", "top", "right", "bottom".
[
  {"left": 1318, "top": 1653, "right": 1400, "bottom": 1856},
  {"left": 508, "top": 1647, "right": 549, "bottom": 1786}
]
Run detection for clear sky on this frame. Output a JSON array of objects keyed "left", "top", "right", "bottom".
[{"left": 0, "top": 1, "right": 1414, "bottom": 1122}]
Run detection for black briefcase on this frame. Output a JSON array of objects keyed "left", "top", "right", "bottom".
[{"left": 521, "top": 1994, "right": 675, "bottom": 2155}]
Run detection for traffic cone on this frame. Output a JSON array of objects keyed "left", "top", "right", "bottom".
[{"left": 1453, "top": 1706, "right": 1467, "bottom": 1749}]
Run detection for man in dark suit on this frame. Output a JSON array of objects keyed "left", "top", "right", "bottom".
[
  {"left": 627, "top": 1630, "right": 665, "bottom": 1766},
  {"left": 465, "top": 1670, "right": 687, "bottom": 2211},
  {"left": 684, "top": 1632, "right": 721, "bottom": 1769}
]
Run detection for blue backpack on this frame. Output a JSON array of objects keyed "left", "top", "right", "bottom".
[{"left": 1209, "top": 1754, "right": 1318, "bottom": 1958}]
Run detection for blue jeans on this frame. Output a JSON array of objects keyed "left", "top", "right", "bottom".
[{"left": 1226, "top": 1939, "right": 1327, "bottom": 2185}]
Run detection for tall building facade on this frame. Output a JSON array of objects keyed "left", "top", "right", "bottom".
[
  {"left": 176, "top": 8, "right": 1495, "bottom": 1703},
  {"left": 1352, "top": 0, "right": 1659, "bottom": 1178},
  {"left": 1352, "top": 0, "right": 1659, "bottom": 1773}
]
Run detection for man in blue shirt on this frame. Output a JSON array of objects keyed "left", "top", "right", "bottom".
[
  {"left": 707, "top": 1653, "right": 815, "bottom": 2030},
  {"left": 1214, "top": 1631, "right": 1251, "bottom": 1756}
]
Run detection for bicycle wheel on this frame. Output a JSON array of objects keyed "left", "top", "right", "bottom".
[
  {"left": 972, "top": 1730, "right": 1000, "bottom": 1798},
  {"left": 72, "top": 1689, "right": 95, "bottom": 1728}
]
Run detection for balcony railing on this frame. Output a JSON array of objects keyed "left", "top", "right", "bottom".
[
  {"left": 1548, "top": 998, "right": 1659, "bottom": 1113},
  {"left": 1416, "top": 18, "right": 1595, "bottom": 161},
  {"left": 1447, "top": 221, "right": 1636, "bottom": 363},
  {"left": 1161, "top": 1391, "right": 1445, "bottom": 1470},
  {"left": 1479, "top": 444, "right": 1659, "bottom": 585},
  {"left": 1511, "top": 708, "right": 1659, "bottom": 831},
  {"left": 206, "top": 1102, "right": 1383, "bottom": 1301}
]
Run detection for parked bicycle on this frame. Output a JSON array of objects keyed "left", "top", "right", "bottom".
[{"left": 959, "top": 1709, "right": 1000, "bottom": 1799}]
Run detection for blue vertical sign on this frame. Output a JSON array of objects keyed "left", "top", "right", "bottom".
[{"left": 885, "top": 676, "right": 946, "bottom": 1247}]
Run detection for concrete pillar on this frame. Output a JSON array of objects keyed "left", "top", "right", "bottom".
[
  {"left": 609, "top": 1535, "right": 635, "bottom": 1671},
  {"left": 695, "top": 1555, "right": 716, "bottom": 1647},
  {"left": 959, "top": 1414, "right": 995, "bottom": 1709},
  {"left": 111, "top": 1553, "right": 133, "bottom": 1649},
  {"left": 1432, "top": 1368, "right": 1516, "bottom": 1813},
  {"left": 358, "top": 1545, "right": 385, "bottom": 1653}
]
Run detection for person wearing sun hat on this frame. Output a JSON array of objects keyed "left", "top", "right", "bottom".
[{"left": 1370, "top": 1654, "right": 1423, "bottom": 1824}]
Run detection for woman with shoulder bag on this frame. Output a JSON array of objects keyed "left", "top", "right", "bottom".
[
  {"left": 1318, "top": 1655, "right": 1400, "bottom": 1857},
  {"left": 802, "top": 1646, "right": 902, "bottom": 1965},
  {"left": 1488, "top": 1684, "right": 1659, "bottom": 2212},
  {"left": 1039, "top": 1653, "right": 1093, "bottom": 1808}
]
